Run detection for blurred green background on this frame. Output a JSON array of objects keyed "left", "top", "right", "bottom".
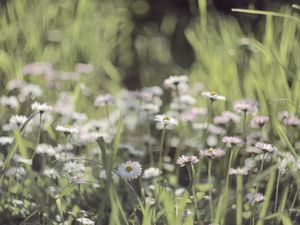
[{"left": 0, "top": 0, "right": 299, "bottom": 113}]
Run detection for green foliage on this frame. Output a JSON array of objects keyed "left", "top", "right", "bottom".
[{"left": 0, "top": 1, "right": 300, "bottom": 225}]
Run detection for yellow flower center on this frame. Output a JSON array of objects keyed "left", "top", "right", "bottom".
[
  {"left": 163, "top": 116, "right": 170, "bottom": 121},
  {"left": 125, "top": 165, "right": 133, "bottom": 172},
  {"left": 211, "top": 91, "right": 218, "bottom": 96},
  {"left": 208, "top": 148, "right": 214, "bottom": 153}
]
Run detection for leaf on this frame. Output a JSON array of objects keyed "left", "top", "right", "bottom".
[
  {"left": 276, "top": 125, "right": 298, "bottom": 157},
  {"left": 232, "top": 8, "right": 300, "bottom": 23},
  {"left": 55, "top": 197, "right": 63, "bottom": 218},
  {"left": 279, "top": 213, "right": 293, "bottom": 225}
]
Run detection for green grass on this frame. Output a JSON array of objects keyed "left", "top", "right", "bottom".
[{"left": 0, "top": 1, "right": 300, "bottom": 225}]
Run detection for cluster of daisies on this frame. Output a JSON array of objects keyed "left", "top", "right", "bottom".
[{"left": 1, "top": 69, "right": 300, "bottom": 224}]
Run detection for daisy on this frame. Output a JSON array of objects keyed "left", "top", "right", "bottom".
[
  {"left": 199, "top": 148, "right": 226, "bottom": 158},
  {"left": 176, "top": 155, "right": 199, "bottom": 167},
  {"left": 213, "top": 111, "right": 240, "bottom": 125},
  {"left": 246, "top": 146, "right": 262, "bottom": 154},
  {"left": 36, "top": 144, "right": 56, "bottom": 156},
  {"left": 229, "top": 167, "right": 248, "bottom": 175},
  {"left": 31, "top": 101, "right": 53, "bottom": 113},
  {"left": 222, "top": 136, "right": 244, "bottom": 146},
  {"left": 250, "top": 116, "right": 269, "bottom": 128},
  {"left": 0, "top": 136, "right": 14, "bottom": 145},
  {"left": 255, "top": 142, "right": 278, "bottom": 153},
  {"left": 246, "top": 192, "right": 265, "bottom": 205},
  {"left": 94, "top": 94, "right": 115, "bottom": 107},
  {"left": 201, "top": 91, "right": 226, "bottom": 101},
  {"left": 141, "top": 103, "right": 160, "bottom": 114},
  {"left": 143, "top": 86, "right": 163, "bottom": 96},
  {"left": 233, "top": 99, "right": 258, "bottom": 114},
  {"left": 4, "top": 115, "right": 28, "bottom": 130},
  {"left": 56, "top": 125, "right": 78, "bottom": 134},
  {"left": 76, "top": 217, "right": 95, "bottom": 225},
  {"left": 0, "top": 96, "right": 19, "bottom": 109},
  {"left": 283, "top": 116, "right": 300, "bottom": 126},
  {"left": 143, "top": 167, "right": 161, "bottom": 179},
  {"left": 75, "top": 63, "right": 94, "bottom": 74},
  {"left": 164, "top": 75, "right": 188, "bottom": 89},
  {"left": 154, "top": 114, "right": 178, "bottom": 127},
  {"left": 118, "top": 161, "right": 142, "bottom": 181}
]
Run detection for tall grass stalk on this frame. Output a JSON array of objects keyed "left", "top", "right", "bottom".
[
  {"left": 159, "top": 126, "right": 167, "bottom": 171},
  {"left": 236, "top": 174, "right": 243, "bottom": 225},
  {"left": 208, "top": 159, "right": 214, "bottom": 220},
  {"left": 257, "top": 171, "right": 276, "bottom": 225}
]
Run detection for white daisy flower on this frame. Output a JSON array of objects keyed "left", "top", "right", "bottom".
[
  {"left": 76, "top": 217, "right": 95, "bottom": 225},
  {"left": 56, "top": 125, "right": 78, "bottom": 134},
  {"left": 143, "top": 167, "right": 161, "bottom": 179},
  {"left": 36, "top": 144, "right": 56, "bottom": 156},
  {"left": 199, "top": 148, "right": 226, "bottom": 158},
  {"left": 0, "top": 136, "right": 14, "bottom": 145},
  {"left": 10, "top": 115, "right": 28, "bottom": 125},
  {"left": 246, "top": 192, "right": 265, "bottom": 205},
  {"left": 0, "top": 96, "right": 19, "bottom": 109},
  {"left": 118, "top": 161, "right": 142, "bottom": 181},
  {"left": 94, "top": 94, "right": 115, "bottom": 107},
  {"left": 201, "top": 91, "right": 226, "bottom": 101},
  {"left": 154, "top": 114, "right": 178, "bottom": 127},
  {"left": 229, "top": 167, "right": 248, "bottom": 175},
  {"left": 31, "top": 101, "right": 53, "bottom": 113},
  {"left": 255, "top": 142, "right": 278, "bottom": 153},
  {"left": 164, "top": 75, "right": 188, "bottom": 89}
]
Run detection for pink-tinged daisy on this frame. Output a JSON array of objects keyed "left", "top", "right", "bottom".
[
  {"left": 250, "top": 116, "right": 269, "bottom": 128},
  {"left": 255, "top": 142, "right": 278, "bottom": 153},
  {"left": 176, "top": 155, "right": 199, "bottom": 167},
  {"left": 246, "top": 192, "right": 265, "bottom": 205},
  {"left": 213, "top": 111, "right": 240, "bottom": 125},
  {"left": 118, "top": 161, "right": 142, "bottom": 181},
  {"left": 199, "top": 148, "right": 226, "bottom": 158},
  {"left": 222, "top": 136, "right": 244, "bottom": 146},
  {"left": 278, "top": 112, "right": 300, "bottom": 127},
  {"left": 246, "top": 146, "right": 262, "bottom": 154},
  {"left": 233, "top": 99, "right": 258, "bottom": 114},
  {"left": 94, "top": 94, "right": 115, "bottom": 107}
]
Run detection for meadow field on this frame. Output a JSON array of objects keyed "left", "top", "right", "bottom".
[{"left": 0, "top": 0, "right": 300, "bottom": 224}]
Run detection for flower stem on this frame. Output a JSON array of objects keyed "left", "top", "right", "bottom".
[
  {"left": 236, "top": 174, "right": 243, "bottom": 225},
  {"left": 32, "top": 113, "right": 43, "bottom": 160},
  {"left": 203, "top": 100, "right": 213, "bottom": 143},
  {"left": 289, "top": 190, "right": 298, "bottom": 216},
  {"left": 188, "top": 165, "right": 200, "bottom": 222},
  {"left": 242, "top": 111, "right": 247, "bottom": 139},
  {"left": 251, "top": 205, "right": 255, "bottom": 225},
  {"left": 274, "top": 170, "right": 280, "bottom": 213},
  {"left": 208, "top": 159, "right": 214, "bottom": 220},
  {"left": 256, "top": 154, "right": 265, "bottom": 192},
  {"left": 104, "top": 103, "right": 111, "bottom": 126},
  {"left": 64, "top": 135, "right": 68, "bottom": 161},
  {"left": 225, "top": 149, "right": 234, "bottom": 191},
  {"left": 158, "top": 127, "right": 166, "bottom": 171}
]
